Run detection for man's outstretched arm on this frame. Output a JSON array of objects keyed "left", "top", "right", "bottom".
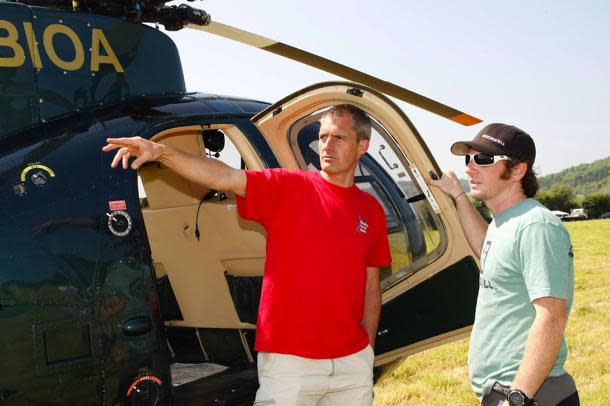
[{"left": 103, "top": 136, "right": 247, "bottom": 197}]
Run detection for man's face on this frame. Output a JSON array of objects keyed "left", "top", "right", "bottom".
[
  {"left": 318, "top": 113, "right": 368, "bottom": 177},
  {"left": 465, "top": 149, "right": 512, "bottom": 202}
]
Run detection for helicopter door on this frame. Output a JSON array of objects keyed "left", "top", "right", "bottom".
[{"left": 251, "top": 82, "right": 479, "bottom": 366}]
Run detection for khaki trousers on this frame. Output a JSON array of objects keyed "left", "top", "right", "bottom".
[{"left": 254, "top": 345, "right": 375, "bottom": 406}]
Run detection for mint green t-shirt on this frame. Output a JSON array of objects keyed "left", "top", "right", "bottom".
[{"left": 468, "top": 198, "right": 574, "bottom": 399}]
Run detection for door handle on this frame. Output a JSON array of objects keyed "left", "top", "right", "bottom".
[
  {"left": 378, "top": 145, "right": 398, "bottom": 170},
  {"left": 122, "top": 316, "right": 153, "bottom": 336}
]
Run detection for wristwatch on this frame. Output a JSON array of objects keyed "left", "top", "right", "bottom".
[{"left": 506, "top": 389, "right": 533, "bottom": 406}]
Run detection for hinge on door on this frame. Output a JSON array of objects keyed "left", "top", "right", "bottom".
[{"left": 410, "top": 165, "right": 441, "bottom": 214}]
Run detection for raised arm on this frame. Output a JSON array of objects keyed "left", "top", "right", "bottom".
[
  {"left": 102, "top": 136, "right": 247, "bottom": 197},
  {"left": 427, "top": 170, "right": 488, "bottom": 258}
]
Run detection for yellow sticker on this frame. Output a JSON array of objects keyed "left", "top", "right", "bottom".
[{"left": 20, "top": 164, "right": 56, "bottom": 182}]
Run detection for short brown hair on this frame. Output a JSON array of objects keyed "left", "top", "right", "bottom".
[{"left": 320, "top": 104, "right": 372, "bottom": 141}]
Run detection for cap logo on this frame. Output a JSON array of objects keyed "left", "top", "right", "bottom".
[{"left": 481, "top": 134, "right": 505, "bottom": 146}]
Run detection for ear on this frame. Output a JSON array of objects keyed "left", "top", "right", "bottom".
[
  {"left": 510, "top": 161, "right": 528, "bottom": 181},
  {"left": 358, "top": 139, "right": 370, "bottom": 156}
]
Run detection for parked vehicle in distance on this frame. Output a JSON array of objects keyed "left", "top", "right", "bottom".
[
  {"left": 600, "top": 212, "right": 610, "bottom": 219},
  {"left": 563, "top": 208, "right": 589, "bottom": 221},
  {"left": 552, "top": 210, "right": 569, "bottom": 220}
]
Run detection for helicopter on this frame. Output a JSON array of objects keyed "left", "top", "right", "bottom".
[{"left": 0, "top": 0, "right": 482, "bottom": 404}]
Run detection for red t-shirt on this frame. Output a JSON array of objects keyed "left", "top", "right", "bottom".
[{"left": 236, "top": 169, "right": 391, "bottom": 359}]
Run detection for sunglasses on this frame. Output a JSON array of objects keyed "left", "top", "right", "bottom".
[{"left": 465, "top": 153, "right": 511, "bottom": 167}]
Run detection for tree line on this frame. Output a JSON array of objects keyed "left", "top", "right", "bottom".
[
  {"left": 536, "top": 155, "right": 610, "bottom": 218},
  {"left": 470, "top": 185, "right": 610, "bottom": 220},
  {"left": 536, "top": 184, "right": 610, "bottom": 218}
]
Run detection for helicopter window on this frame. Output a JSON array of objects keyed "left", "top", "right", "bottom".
[
  {"left": 209, "top": 130, "right": 243, "bottom": 170},
  {"left": 288, "top": 108, "right": 445, "bottom": 291}
]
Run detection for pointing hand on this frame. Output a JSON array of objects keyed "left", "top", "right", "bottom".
[{"left": 102, "top": 137, "right": 164, "bottom": 170}]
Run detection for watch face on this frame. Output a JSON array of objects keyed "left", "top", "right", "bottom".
[{"left": 508, "top": 391, "right": 525, "bottom": 406}]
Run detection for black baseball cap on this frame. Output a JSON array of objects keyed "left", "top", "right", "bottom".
[{"left": 451, "top": 123, "right": 536, "bottom": 167}]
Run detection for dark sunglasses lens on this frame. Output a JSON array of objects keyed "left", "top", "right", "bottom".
[{"left": 473, "top": 153, "right": 494, "bottom": 165}]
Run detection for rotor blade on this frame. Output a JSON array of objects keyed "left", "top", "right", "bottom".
[{"left": 186, "top": 21, "right": 481, "bottom": 126}]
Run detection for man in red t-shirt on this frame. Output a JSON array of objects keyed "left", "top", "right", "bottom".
[{"left": 103, "top": 105, "right": 391, "bottom": 405}]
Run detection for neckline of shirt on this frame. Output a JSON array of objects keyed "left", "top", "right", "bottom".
[
  {"left": 313, "top": 170, "right": 359, "bottom": 198},
  {"left": 493, "top": 197, "right": 535, "bottom": 224}
]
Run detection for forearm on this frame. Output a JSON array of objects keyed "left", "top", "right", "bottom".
[
  {"left": 511, "top": 307, "right": 567, "bottom": 397},
  {"left": 453, "top": 193, "right": 488, "bottom": 258},
  {"left": 361, "top": 268, "right": 381, "bottom": 348},
  {"left": 158, "top": 144, "right": 246, "bottom": 197}
]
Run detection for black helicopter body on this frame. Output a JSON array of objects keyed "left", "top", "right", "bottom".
[{"left": 1, "top": 1, "right": 481, "bottom": 404}]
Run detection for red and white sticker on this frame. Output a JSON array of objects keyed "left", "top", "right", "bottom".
[
  {"left": 109, "top": 200, "right": 127, "bottom": 211},
  {"left": 126, "top": 375, "right": 163, "bottom": 397}
]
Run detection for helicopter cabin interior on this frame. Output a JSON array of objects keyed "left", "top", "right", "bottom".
[{"left": 138, "top": 124, "right": 267, "bottom": 370}]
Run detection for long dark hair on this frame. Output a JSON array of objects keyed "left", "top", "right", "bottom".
[{"left": 502, "top": 160, "right": 539, "bottom": 197}]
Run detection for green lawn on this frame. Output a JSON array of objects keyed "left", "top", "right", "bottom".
[{"left": 374, "top": 220, "right": 610, "bottom": 405}]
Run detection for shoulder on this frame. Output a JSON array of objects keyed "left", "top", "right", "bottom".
[
  {"left": 522, "top": 199, "right": 565, "bottom": 227},
  {"left": 515, "top": 199, "right": 571, "bottom": 241},
  {"left": 355, "top": 187, "right": 386, "bottom": 216},
  {"left": 358, "top": 188, "right": 381, "bottom": 205}
]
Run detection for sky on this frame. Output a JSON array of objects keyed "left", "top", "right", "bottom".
[{"left": 162, "top": 0, "right": 610, "bottom": 179}]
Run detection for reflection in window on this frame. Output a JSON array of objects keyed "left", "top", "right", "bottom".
[{"left": 288, "top": 107, "right": 445, "bottom": 291}]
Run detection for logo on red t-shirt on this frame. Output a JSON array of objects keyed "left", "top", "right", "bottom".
[{"left": 356, "top": 216, "right": 369, "bottom": 234}]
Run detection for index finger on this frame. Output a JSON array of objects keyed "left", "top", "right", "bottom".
[{"left": 105, "top": 137, "right": 139, "bottom": 146}]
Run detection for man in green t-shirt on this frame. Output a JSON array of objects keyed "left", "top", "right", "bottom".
[{"left": 428, "top": 123, "right": 579, "bottom": 406}]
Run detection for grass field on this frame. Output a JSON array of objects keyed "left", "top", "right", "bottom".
[{"left": 374, "top": 219, "right": 610, "bottom": 405}]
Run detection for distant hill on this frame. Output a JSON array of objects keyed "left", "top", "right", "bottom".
[{"left": 538, "top": 156, "right": 610, "bottom": 195}]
